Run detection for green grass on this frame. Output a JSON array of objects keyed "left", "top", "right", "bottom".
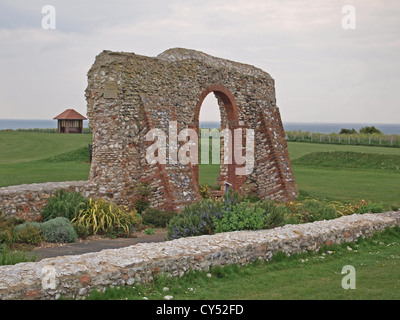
[
  {"left": 198, "top": 164, "right": 220, "bottom": 186},
  {"left": 293, "top": 151, "right": 400, "bottom": 173},
  {"left": 293, "top": 167, "right": 400, "bottom": 205},
  {"left": 287, "top": 141, "right": 400, "bottom": 160},
  {"left": 0, "top": 131, "right": 92, "bottom": 164},
  {"left": 0, "top": 245, "right": 37, "bottom": 266},
  {"left": 289, "top": 147, "right": 400, "bottom": 209},
  {"left": 87, "top": 226, "right": 400, "bottom": 300},
  {"left": 0, "top": 133, "right": 92, "bottom": 187}
]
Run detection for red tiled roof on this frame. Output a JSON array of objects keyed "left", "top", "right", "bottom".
[{"left": 53, "top": 109, "right": 87, "bottom": 120}]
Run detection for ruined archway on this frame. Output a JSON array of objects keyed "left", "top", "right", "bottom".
[
  {"left": 86, "top": 48, "right": 299, "bottom": 211},
  {"left": 192, "top": 84, "right": 241, "bottom": 192}
]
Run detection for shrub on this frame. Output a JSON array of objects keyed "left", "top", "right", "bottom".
[
  {"left": 41, "top": 217, "right": 78, "bottom": 243},
  {"left": 133, "top": 182, "right": 151, "bottom": 214},
  {"left": 0, "top": 230, "right": 13, "bottom": 245},
  {"left": 285, "top": 199, "right": 338, "bottom": 224},
  {"left": 256, "top": 200, "right": 287, "bottom": 228},
  {"left": 213, "top": 202, "right": 266, "bottom": 233},
  {"left": 41, "top": 189, "right": 89, "bottom": 221},
  {"left": 167, "top": 199, "right": 224, "bottom": 239},
  {"left": 339, "top": 128, "right": 357, "bottom": 135},
  {"left": 357, "top": 202, "right": 384, "bottom": 214},
  {"left": 73, "top": 223, "right": 90, "bottom": 239},
  {"left": 142, "top": 208, "right": 176, "bottom": 228},
  {"left": 199, "top": 184, "right": 211, "bottom": 199},
  {"left": 359, "top": 126, "right": 382, "bottom": 135},
  {"left": 72, "top": 198, "right": 141, "bottom": 235},
  {"left": 144, "top": 228, "right": 155, "bottom": 235},
  {"left": 329, "top": 199, "right": 384, "bottom": 216},
  {"left": 14, "top": 223, "right": 43, "bottom": 245},
  {"left": 301, "top": 199, "right": 338, "bottom": 222}
]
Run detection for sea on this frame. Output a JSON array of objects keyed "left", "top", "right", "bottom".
[
  {"left": 0, "top": 119, "right": 399, "bottom": 135},
  {"left": 201, "top": 121, "right": 400, "bottom": 135}
]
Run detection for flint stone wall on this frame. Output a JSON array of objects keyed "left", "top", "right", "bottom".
[
  {"left": 0, "top": 181, "right": 97, "bottom": 220},
  {"left": 86, "top": 48, "right": 298, "bottom": 212},
  {"left": 0, "top": 211, "right": 399, "bottom": 300}
]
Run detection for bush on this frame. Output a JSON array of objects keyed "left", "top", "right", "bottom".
[
  {"left": 285, "top": 199, "right": 338, "bottom": 223},
  {"left": 41, "top": 189, "right": 89, "bottom": 221},
  {"left": 359, "top": 126, "right": 382, "bottom": 135},
  {"left": 133, "top": 182, "right": 151, "bottom": 214},
  {"left": 256, "top": 200, "right": 287, "bottom": 228},
  {"left": 0, "top": 230, "right": 13, "bottom": 245},
  {"left": 73, "top": 223, "right": 90, "bottom": 239},
  {"left": 41, "top": 217, "right": 78, "bottom": 243},
  {"left": 213, "top": 202, "right": 266, "bottom": 233},
  {"left": 167, "top": 199, "right": 224, "bottom": 239},
  {"left": 142, "top": 208, "right": 176, "bottom": 228},
  {"left": 357, "top": 202, "right": 384, "bottom": 214},
  {"left": 15, "top": 224, "right": 44, "bottom": 245},
  {"left": 72, "top": 198, "right": 142, "bottom": 235},
  {"left": 199, "top": 184, "right": 211, "bottom": 199}
]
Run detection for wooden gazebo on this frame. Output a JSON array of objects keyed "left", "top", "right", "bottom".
[{"left": 53, "top": 109, "right": 87, "bottom": 133}]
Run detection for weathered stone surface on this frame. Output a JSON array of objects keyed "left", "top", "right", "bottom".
[
  {"left": 0, "top": 211, "right": 399, "bottom": 300},
  {"left": 86, "top": 48, "right": 298, "bottom": 211},
  {"left": 0, "top": 181, "right": 97, "bottom": 220}
]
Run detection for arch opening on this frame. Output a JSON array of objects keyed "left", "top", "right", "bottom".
[
  {"left": 198, "top": 93, "right": 221, "bottom": 190},
  {"left": 193, "top": 85, "right": 242, "bottom": 195}
]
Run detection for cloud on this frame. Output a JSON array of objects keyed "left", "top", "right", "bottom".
[{"left": 0, "top": 0, "right": 399, "bottom": 124}]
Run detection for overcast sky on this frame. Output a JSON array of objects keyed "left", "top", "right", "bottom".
[{"left": 0, "top": 0, "right": 399, "bottom": 124}]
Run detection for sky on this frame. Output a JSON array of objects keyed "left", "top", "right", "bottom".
[{"left": 0, "top": 0, "right": 399, "bottom": 124}]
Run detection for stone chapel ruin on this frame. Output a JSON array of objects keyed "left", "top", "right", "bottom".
[{"left": 85, "top": 48, "right": 298, "bottom": 211}]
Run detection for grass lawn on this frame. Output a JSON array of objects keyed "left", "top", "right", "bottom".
[
  {"left": 0, "top": 132, "right": 92, "bottom": 187},
  {"left": 293, "top": 167, "right": 400, "bottom": 207},
  {"left": 287, "top": 141, "right": 400, "bottom": 160},
  {"left": 0, "top": 131, "right": 92, "bottom": 164}
]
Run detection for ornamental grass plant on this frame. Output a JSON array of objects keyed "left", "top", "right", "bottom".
[{"left": 72, "top": 198, "right": 142, "bottom": 236}]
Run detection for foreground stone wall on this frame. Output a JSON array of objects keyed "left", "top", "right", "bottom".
[
  {"left": 0, "top": 181, "right": 97, "bottom": 220},
  {"left": 0, "top": 211, "right": 399, "bottom": 300}
]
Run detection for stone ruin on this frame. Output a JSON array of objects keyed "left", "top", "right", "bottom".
[{"left": 85, "top": 48, "right": 298, "bottom": 211}]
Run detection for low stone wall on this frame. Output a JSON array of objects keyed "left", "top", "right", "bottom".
[
  {"left": 0, "top": 181, "right": 97, "bottom": 221},
  {"left": 0, "top": 211, "right": 399, "bottom": 300}
]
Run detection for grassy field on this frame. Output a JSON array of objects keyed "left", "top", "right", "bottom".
[
  {"left": 287, "top": 142, "right": 400, "bottom": 208},
  {"left": 0, "top": 132, "right": 92, "bottom": 187}
]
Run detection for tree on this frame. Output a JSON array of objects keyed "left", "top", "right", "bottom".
[
  {"left": 359, "top": 126, "right": 382, "bottom": 135},
  {"left": 339, "top": 128, "right": 357, "bottom": 135}
]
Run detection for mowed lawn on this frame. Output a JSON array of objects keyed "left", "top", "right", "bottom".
[
  {"left": 287, "top": 142, "right": 400, "bottom": 208},
  {"left": 0, "top": 132, "right": 92, "bottom": 187}
]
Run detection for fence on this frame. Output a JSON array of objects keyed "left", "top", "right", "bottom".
[
  {"left": 286, "top": 130, "right": 400, "bottom": 148},
  {"left": 0, "top": 128, "right": 92, "bottom": 134}
]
